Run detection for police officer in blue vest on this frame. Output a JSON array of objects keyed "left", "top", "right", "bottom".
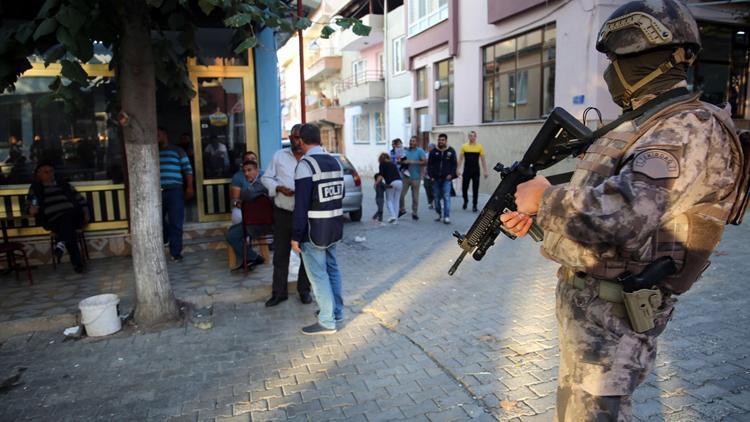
[{"left": 291, "top": 124, "right": 345, "bottom": 335}]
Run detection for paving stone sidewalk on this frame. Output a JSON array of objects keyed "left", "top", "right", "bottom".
[{"left": 1, "top": 184, "right": 749, "bottom": 421}]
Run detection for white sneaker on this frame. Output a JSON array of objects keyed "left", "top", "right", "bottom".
[
  {"left": 443, "top": 217, "right": 451, "bottom": 224},
  {"left": 387, "top": 217, "right": 396, "bottom": 224}
]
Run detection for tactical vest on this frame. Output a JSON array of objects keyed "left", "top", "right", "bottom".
[
  {"left": 300, "top": 154, "right": 345, "bottom": 248},
  {"left": 542, "top": 94, "right": 746, "bottom": 294}
]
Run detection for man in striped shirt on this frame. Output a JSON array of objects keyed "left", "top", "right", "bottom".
[
  {"left": 28, "top": 163, "right": 89, "bottom": 273},
  {"left": 158, "top": 127, "right": 194, "bottom": 262}
]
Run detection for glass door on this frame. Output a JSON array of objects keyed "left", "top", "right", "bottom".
[{"left": 189, "top": 61, "right": 258, "bottom": 222}]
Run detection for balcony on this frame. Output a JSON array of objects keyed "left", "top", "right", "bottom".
[
  {"left": 338, "top": 14, "right": 384, "bottom": 51},
  {"left": 306, "top": 99, "right": 344, "bottom": 126},
  {"left": 305, "top": 55, "right": 342, "bottom": 83},
  {"left": 336, "top": 71, "right": 385, "bottom": 106}
]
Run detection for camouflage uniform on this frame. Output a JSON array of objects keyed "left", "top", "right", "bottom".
[{"left": 536, "top": 90, "right": 740, "bottom": 420}]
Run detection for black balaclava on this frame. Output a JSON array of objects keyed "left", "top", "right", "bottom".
[{"left": 603, "top": 48, "right": 688, "bottom": 109}]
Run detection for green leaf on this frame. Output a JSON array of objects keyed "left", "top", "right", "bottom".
[
  {"left": 75, "top": 36, "right": 93, "bottom": 62},
  {"left": 335, "top": 17, "right": 353, "bottom": 30},
  {"left": 224, "top": 13, "right": 253, "bottom": 28},
  {"left": 56, "top": 5, "right": 86, "bottom": 35},
  {"left": 60, "top": 59, "right": 88, "bottom": 84},
  {"left": 352, "top": 21, "right": 372, "bottom": 37},
  {"left": 43, "top": 44, "right": 66, "bottom": 66},
  {"left": 56, "top": 26, "right": 77, "bottom": 52},
  {"left": 233, "top": 36, "right": 257, "bottom": 54},
  {"left": 34, "top": 18, "right": 59, "bottom": 41},
  {"left": 167, "top": 12, "right": 185, "bottom": 30},
  {"left": 14, "top": 23, "right": 35, "bottom": 44},
  {"left": 198, "top": 0, "right": 215, "bottom": 15},
  {"left": 320, "top": 25, "right": 335, "bottom": 39},
  {"left": 294, "top": 17, "right": 311, "bottom": 30},
  {"left": 37, "top": 0, "right": 61, "bottom": 18}
]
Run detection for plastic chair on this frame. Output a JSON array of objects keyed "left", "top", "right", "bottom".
[{"left": 240, "top": 195, "right": 274, "bottom": 274}]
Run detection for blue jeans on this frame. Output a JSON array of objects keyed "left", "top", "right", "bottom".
[
  {"left": 225, "top": 224, "right": 260, "bottom": 264},
  {"left": 433, "top": 179, "right": 452, "bottom": 218},
  {"left": 162, "top": 188, "right": 185, "bottom": 258},
  {"left": 301, "top": 243, "right": 343, "bottom": 329}
]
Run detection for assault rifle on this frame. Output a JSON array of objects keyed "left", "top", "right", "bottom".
[{"left": 448, "top": 108, "right": 593, "bottom": 276}]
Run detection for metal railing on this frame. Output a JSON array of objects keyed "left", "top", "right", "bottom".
[{"left": 334, "top": 70, "right": 384, "bottom": 93}]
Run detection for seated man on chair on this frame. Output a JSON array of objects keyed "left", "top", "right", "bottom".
[
  {"left": 225, "top": 160, "right": 267, "bottom": 272},
  {"left": 27, "top": 163, "right": 89, "bottom": 273}
]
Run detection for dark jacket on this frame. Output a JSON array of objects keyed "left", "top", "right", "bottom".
[
  {"left": 427, "top": 146, "right": 457, "bottom": 181},
  {"left": 378, "top": 161, "right": 401, "bottom": 185}
]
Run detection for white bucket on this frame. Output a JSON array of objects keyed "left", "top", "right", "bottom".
[{"left": 78, "top": 294, "right": 121, "bottom": 337}]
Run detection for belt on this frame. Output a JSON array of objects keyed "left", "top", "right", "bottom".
[{"left": 564, "top": 270, "right": 627, "bottom": 318}]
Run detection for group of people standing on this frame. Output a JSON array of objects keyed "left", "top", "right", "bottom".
[{"left": 374, "top": 131, "right": 488, "bottom": 224}]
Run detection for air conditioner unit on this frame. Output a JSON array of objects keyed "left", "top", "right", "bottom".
[{"left": 419, "top": 114, "right": 432, "bottom": 133}]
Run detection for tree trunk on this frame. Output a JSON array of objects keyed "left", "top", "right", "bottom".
[{"left": 118, "top": 0, "right": 179, "bottom": 325}]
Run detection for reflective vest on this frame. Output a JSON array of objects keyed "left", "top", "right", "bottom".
[
  {"left": 542, "top": 94, "right": 745, "bottom": 294},
  {"left": 300, "top": 154, "right": 344, "bottom": 248}
]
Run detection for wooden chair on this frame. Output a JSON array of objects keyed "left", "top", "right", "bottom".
[
  {"left": 239, "top": 195, "right": 274, "bottom": 274},
  {"left": 50, "top": 230, "right": 89, "bottom": 269},
  {"left": 0, "top": 241, "right": 33, "bottom": 285}
]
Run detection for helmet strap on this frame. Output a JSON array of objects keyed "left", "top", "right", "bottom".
[{"left": 612, "top": 47, "right": 694, "bottom": 107}]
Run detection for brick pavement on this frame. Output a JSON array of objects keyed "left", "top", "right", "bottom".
[{"left": 1, "top": 182, "right": 749, "bottom": 421}]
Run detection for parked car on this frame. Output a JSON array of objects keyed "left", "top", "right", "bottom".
[{"left": 332, "top": 154, "right": 363, "bottom": 222}]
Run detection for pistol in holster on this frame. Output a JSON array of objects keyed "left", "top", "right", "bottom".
[{"left": 617, "top": 257, "right": 677, "bottom": 333}]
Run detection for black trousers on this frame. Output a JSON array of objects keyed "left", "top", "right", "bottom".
[
  {"left": 272, "top": 206, "right": 310, "bottom": 297},
  {"left": 48, "top": 209, "right": 84, "bottom": 267},
  {"left": 462, "top": 173, "right": 480, "bottom": 207}
]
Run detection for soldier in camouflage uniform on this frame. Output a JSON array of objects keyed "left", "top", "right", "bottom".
[{"left": 501, "top": 1, "right": 746, "bottom": 420}]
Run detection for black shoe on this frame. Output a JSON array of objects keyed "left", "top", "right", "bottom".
[
  {"left": 398, "top": 209, "right": 406, "bottom": 218},
  {"left": 73, "top": 265, "right": 84, "bottom": 273},
  {"left": 230, "top": 263, "right": 245, "bottom": 272},
  {"left": 265, "top": 295, "right": 288, "bottom": 307},
  {"left": 473, "top": 206, "right": 478, "bottom": 212},
  {"left": 412, "top": 214, "right": 419, "bottom": 220},
  {"left": 300, "top": 292, "right": 313, "bottom": 304},
  {"left": 171, "top": 254, "right": 184, "bottom": 262},
  {"left": 301, "top": 323, "right": 337, "bottom": 335},
  {"left": 248, "top": 255, "right": 265, "bottom": 270},
  {"left": 434, "top": 215, "right": 442, "bottom": 222},
  {"left": 462, "top": 200, "right": 468, "bottom": 210}
]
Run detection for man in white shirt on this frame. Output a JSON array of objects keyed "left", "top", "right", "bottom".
[{"left": 261, "top": 124, "right": 312, "bottom": 307}]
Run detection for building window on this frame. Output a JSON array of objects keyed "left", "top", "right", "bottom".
[
  {"left": 416, "top": 67, "right": 428, "bottom": 100},
  {"left": 409, "top": 0, "right": 449, "bottom": 37},
  {"left": 689, "top": 23, "right": 749, "bottom": 118},
  {"left": 0, "top": 76, "right": 124, "bottom": 185},
  {"left": 378, "top": 53, "right": 384, "bottom": 78},
  {"left": 482, "top": 23, "right": 556, "bottom": 122},
  {"left": 374, "top": 112, "right": 385, "bottom": 144},
  {"left": 393, "top": 36, "right": 406, "bottom": 74},
  {"left": 353, "top": 114, "right": 370, "bottom": 144},
  {"left": 435, "top": 59, "right": 453, "bottom": 125},
  {"left": 353, "top": 60, "right": 367, "bottom": 85},
  {"left": 404, "top": 108, "right": 412, "bottom": 124}
]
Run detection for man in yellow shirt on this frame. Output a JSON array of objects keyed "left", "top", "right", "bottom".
[{"left": 456, "top": 131, "right": 488, "bottom": 212}]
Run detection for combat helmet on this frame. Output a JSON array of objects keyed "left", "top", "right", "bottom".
[
  {"left": 596, "top": 0, "right": 701, "bottom": 55},
  {"left": 596, "top": 0, "right": 701, "bottom": 107}
]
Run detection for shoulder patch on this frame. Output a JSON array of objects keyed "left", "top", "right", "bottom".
[{"left": 632, "top": 149, "right": 680, "bottom": 179}]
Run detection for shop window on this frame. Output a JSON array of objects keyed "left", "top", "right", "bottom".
[
  {"left": 482, "top": 23, "right": 556, "bottom": 122},
  {"left": 690, "top": 23, "right": 748, "bottom": 118},
  {"left": 197, "top": 77, "right": 246, "bottom": 179},
  {"left": 435, "top": 59, "right": 453, "bottom": 125},
  {"left": 353, "top": 114, "right": 370, "bottom": 144},
  {"left": 0, "top": 76, "right": 123, "bottom": 186}
]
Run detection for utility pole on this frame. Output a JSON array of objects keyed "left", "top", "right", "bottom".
[
  {"left": 383, "top": 0, "right": 389, "bottom": 144},
  {"left": 298, "top": 0, "right": 306, "bottom": 123}
]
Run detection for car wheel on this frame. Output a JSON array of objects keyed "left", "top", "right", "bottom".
[{"left": 349, "top": 208, "right": 362, "bottom": 222}]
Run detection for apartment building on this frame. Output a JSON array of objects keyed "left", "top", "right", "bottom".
[{"left": 404, "top": 0, "right": 750, "bottom": 191}]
